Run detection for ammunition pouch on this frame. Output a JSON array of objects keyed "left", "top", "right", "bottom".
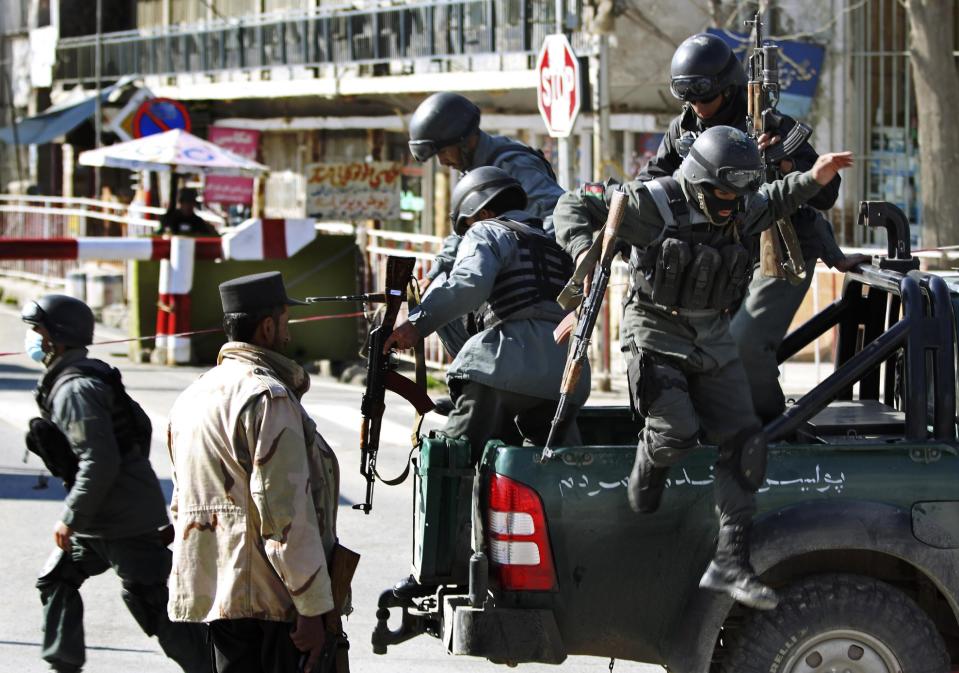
[
  {"left": 25, "top": 417, "right": 78, "bottom": 489},
  {"left": 679, "top": 244, "right": 722, "bottom": 309},
  {"left": 637, "top": 240, "right": 751, "bottom": 312},
  {"left": 649, "top": 238, "right": 691, "bottom": 306},
  {"left": 709, "top": 243, "right": 752, "bottom": 309}
]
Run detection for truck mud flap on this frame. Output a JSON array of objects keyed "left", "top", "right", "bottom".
[{"left": 443, "top": 596, "right": 567, "bottom": 665}]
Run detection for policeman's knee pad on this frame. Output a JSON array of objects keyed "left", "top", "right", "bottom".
[{"left": 717, "top": 427, "right": 768, "bottom": 492}]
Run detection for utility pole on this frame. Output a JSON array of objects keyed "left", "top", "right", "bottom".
[
  {"left": 589, "top": 31, "right": 613, "bottom": 391},
  {"left": 0, "top": 47, "right": 25, "bottom": 188},
  {"left": 591, "top": 33, "right": 610, "bottom": 182},
  {"left": 554, "top": 0, "right": 575, "bottom": 189},
  {"left": 94, "top": 0, "right": 103, "bottom": 197}
]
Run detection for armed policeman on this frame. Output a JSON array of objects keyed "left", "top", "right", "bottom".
[
  {"left": 384, "top": 167, "right": 588, "bottom": 597},
  {"left": 640, "top": 33, "right": 869, "bottom": 422},
  {"left": 554, "top": 126, "right": 853, "bottom": 609},
  {"left": 21, "top": 295, "right": 206, "bottom": 673},
  {"left": 409, "top": 92, "right": 564, "bottom": 318}
]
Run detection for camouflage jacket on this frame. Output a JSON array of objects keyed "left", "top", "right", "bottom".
[{"left": 167, "top": 342, "right": 340, "bottom": 623}]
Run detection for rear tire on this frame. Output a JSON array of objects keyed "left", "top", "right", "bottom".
[{"left": 720, "top": 573, "right": 949, "bottom": 673}]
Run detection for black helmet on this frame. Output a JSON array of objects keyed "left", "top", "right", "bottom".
[
  {"left": 670, "top": 33, "right": 746, "bottom": 102},
  {"left": 680, "top": 126, "right": 762, "bottom": 225},
  {"left": 21, "top": 294, "right": 95, "bottom": 347},
  {"left": 408, "top": 92, "right": 481, "bottom": 162},
  {"left": 449, "top": 166, "right": 527, "bottom": 235},
  {"left": 681, "top": 126, "right": 763, "bottom": 195}
]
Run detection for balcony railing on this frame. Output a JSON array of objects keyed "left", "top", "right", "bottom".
[{"left": 55, "top": 1, "right": 584, "bottom": 84}]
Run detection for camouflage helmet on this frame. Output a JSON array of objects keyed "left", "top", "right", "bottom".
[
  {"left": 21, "top": 294, "right": 95, "bottom": 347},
  {"left": 449, "top": 166, "right": 527, "bottom": 235},
  {"left": 408, "top": 93, "right": 481, "bottom": 162}
]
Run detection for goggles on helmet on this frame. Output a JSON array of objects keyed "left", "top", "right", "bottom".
[
  {"left": 670, "top": 76, "right": 722, "bottom": 102},
  {"left": 719, "top": 167, "right": 764, "bottom": 191},
  {"left": 408, "top": 139, "right": 441, "bottom": 162},
  {"left": 688, "top": 146, "right": 763, "bottom": 194}
]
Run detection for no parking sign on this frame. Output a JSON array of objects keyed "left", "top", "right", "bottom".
[{"left": 132, "top": 98, "right": 191, "bottom": 138}]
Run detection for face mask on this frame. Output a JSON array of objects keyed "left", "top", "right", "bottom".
[
  {"left": 696, "top": 186, "right": 743, "bottom": 226},
  {"left": 24, "top": 330, "right": 46, "bottom": 363}
]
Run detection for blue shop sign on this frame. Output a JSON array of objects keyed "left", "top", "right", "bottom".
[{"left": 707, "top": 28, "right": 825, "bottom": 120}]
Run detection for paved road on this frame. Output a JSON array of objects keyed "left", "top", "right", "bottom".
[{"left": 0, "top": 307, "right": 662, "bottom": 673}]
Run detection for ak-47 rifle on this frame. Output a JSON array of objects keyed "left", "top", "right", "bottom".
[
  {"left": 745, "top": 11, "right": 813, "bottom": 286},
  {"left": 311, "top": 256, "right": 434, "bottom": 514},
  {"left": 540, "top": 188, "right": 628, "bottom": 463}
]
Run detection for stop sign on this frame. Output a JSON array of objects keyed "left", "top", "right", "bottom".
[{"left": 537, "top": 34, "right": 581, "bottom": 138}]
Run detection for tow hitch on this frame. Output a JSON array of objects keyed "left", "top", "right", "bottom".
[{"left": 371, "top": 589, "right": 439, "bottom": 654}]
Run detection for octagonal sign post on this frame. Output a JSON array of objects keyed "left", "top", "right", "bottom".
[{"left": 537, "top": 34, "right": 581, "bottom": 138}]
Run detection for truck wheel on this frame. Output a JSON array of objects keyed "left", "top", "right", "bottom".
[{"left": 721, "top": 573, "right": 949, "bottom": 673}]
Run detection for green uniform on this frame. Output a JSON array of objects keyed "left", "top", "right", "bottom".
[
  {"left": 34, "top": 349, "right": 207, "bottom": 673},
  {"left": 553, "top": 170, "right": 823, "bottom": 525}
]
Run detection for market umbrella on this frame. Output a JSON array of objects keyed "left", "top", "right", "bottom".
[{"left": 78, "top": 128, "right": 268, "bottom": 176}]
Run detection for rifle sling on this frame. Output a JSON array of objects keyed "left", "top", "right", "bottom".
[{"left": 374, "top": 444, "right": 416, "bottom": 486}]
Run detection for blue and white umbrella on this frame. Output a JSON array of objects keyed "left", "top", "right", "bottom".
[{"left": 78, "top": 129, "right": 268, "bottom": 177}]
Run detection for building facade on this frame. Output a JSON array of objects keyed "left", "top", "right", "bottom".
[{"left": 1, "top": 0, "right": 951, "bottom": 246}]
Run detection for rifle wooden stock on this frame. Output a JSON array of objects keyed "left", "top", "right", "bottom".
[
  {"left": 319, "top": 544, "right": 359, "bottom": 673},
  {"left": 330, "top": 544, "right": 360, "bottom": 614}
]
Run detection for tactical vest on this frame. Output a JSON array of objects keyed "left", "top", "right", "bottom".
[
  {"left": 484, "top": 218, "right": 573, "bottom": 325},
  {"left": 630, "top": 177, "right": 752, "bottom": 312},
  {"left": 35, "top": 358, "right": 153, "bottom": 457}
]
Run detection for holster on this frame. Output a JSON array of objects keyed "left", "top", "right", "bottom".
[
  {"left": 25, "top": 417, "right": 77, "bottom": 489},
  {"left": 679, "top": 244, "right": 722, "bottom": 310},
  {"left": 649, "top": 238, "right": 691, "bottom": 307}
]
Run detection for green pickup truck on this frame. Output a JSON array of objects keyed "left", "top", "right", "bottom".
[{"left": 374, "top": 202, "right": 959, "bottom": 673}]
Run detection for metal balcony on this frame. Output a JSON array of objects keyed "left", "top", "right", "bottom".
[{"left": 54, "top": 1, "right": 584, "bottom": 85}]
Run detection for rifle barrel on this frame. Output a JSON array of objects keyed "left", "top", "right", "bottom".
[{"left": 306, "top": 293, "right": 386, "bottom": 303}]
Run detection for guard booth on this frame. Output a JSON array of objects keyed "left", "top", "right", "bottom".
[{"left": 129, "top": 229, "right": 361, "bottom": 365}]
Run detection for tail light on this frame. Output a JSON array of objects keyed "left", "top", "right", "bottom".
[{"left": 487, "top": 473, "right": 557, "bottom": 591}]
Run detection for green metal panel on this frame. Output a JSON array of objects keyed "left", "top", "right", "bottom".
[
  {"left": 128, "top": 234, "right": 360, "bottom": 364},
  {"left": 413, "top": 434, "right": 473, "bottom": 584},
  {"left": 483, "top": 412, "right": 959, "bottom": 663}
]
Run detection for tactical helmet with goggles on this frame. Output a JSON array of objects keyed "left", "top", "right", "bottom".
[
  {"left": 408, "top": 92, "right": 481, "bottom": 163},
  {"left": 21, "top": 294, "right": 95, "bottom": 347},
  {"left": 680, "top": 126, "right": 763, "bottom": 225},
  {"left": 670, "top": 33, "right": 747, "bottom": 103},
  {"left": 449, "top": 166, "right": 527, "bottom": 236}
]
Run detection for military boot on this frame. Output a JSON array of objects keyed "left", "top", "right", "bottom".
[
  {"left": 627, "top": 447, "right": 669, "bottom": 513},
  {"left": 699, "top": 523, "right": 778, "bottom": 610},
  {"left": 392, "top": 574, "right": 437, "bottom": 602}
]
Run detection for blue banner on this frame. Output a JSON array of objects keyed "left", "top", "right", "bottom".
[{"left": 707, "top": 28, "right": 825, "bottom": 120}]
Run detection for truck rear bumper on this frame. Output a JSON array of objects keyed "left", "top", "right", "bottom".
[{"left": 443, "top": 596, "right": 568, "bottom": 665}]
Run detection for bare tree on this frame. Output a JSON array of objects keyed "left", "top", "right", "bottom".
[{"left": 903, "top": 0, "right": 959, "bottom": 248}]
